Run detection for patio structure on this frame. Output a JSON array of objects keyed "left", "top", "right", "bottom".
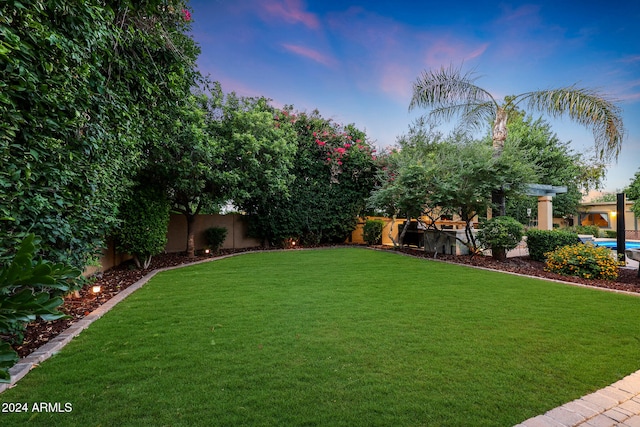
[{"left": 525, "top": 184, "right": 567, "bottom": 230}]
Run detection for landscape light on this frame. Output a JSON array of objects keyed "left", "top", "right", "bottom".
[{"left": 92, "top": 285, "right": 101, "bottom": 294}]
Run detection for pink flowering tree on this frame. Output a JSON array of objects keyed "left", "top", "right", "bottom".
[{"left": 247, "top": 107, "right": 379, "bottom": 246}]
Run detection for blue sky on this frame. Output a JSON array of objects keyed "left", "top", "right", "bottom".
[{"left": 188, "top": 0, "right": 640, "bottom": 192}]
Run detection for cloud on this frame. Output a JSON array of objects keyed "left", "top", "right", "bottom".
[
  {"left": 422, "top": 39, "right": 489, "bottom": 69},
  {"left": 282, "top": 43, "right": 336, "bottom": 67},
  {"left": 262, "top": 0, "right": 319, "bottom": 29},
  {"left": 620, "top": 55, "right": 640, "bottom": 64},
  {"left": 378, "top": 63, "right": 414, "bottom": 104}
]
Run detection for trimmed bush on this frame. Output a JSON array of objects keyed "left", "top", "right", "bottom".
[
  {"left": 115, "top": 187, "right": 170, "bottom": 269},
  {"left": 604, "top": 230, "right": 617, "bottom": 238},
  {"left": 545, "top": 243, "right": 620, "bottom": 280},
  {"left": 362, "top": 219, "right": 385, "bottom": 245},
  {"left": 526, "top": 229, "right": 580, "bottom": 262},
  {"left": 572, "top": 225, "right": 600, "bottom": 238},
  {"left": 477, "top": 216, "right": 523, "bottom": 261},
  {"left": 204, "top": 227, "right": 228, "bottom": 253}
]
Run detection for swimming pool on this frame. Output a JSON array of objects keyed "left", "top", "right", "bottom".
[{"left": 594, "top": 240, "right": 640, "bottom": 250}]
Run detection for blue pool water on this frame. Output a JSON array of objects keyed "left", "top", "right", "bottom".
[{"left": 595, "top": 241, "right": 640, "bottom": 250}]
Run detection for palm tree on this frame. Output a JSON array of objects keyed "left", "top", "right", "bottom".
[{"left": 409, "top": 65, "right": 625, "bottom": 215}]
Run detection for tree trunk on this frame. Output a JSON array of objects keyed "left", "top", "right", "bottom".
[
  {"left": 492, "top": 108, "right": 508, "bottom": 155},
  {"left": 388, "top": 215, "right": 399, "bottom": 249},
  {"left": 491, "top": 108, "right": 508, "bottom": 215},
  {"left": 398, "top": 215, "right": 411, "bottom": 248},
  {"left": 492, "top": 187, "right": 506, "bottom": 217},
  {"left": 186, "top": 213, "right": 196, "bottom": 257},
  {"left": 492, "top": 247, "right": 507, "bottom": 261}
]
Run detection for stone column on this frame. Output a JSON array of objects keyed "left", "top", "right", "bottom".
[{"left": 537, "top": 196, "right": 553, "bottom": 230}]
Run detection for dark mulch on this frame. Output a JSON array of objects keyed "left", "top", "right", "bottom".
[{"left": 12, "top": 246, "right": 640, "bottom": 359}]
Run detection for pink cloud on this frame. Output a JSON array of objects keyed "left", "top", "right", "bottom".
[
  {"left": 422, "top": 39, "right": 489, "bottom": 68},
  {"left": 262, "top": 0, "right": 319, "bottom": 29},
  {"left": 378, "top": 63, "right": 414, "bottom": 103},
  {"left": 282, "top": 43, "right": 335, "bottom": 67}
]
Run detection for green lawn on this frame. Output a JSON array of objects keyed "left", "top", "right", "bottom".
[{"left": 1, "top": 248, "right": 639, "bottom": 426}]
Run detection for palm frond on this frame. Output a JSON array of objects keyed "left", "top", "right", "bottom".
[
  {"left": 518, "top": 87, "right": 625, "bottom": 161},
  {"left": 409, "top": 65, "right": 497, "bottom": 112}
]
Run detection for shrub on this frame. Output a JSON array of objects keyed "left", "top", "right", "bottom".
[
  {"left": 115, "top": 187, "right": 170, "bottom": 269},
  {"left": 604, "top": 230, "right": 617, "bottom": 238},
  {"left": 572, "top": 225, "right": 600, "bottom": 238},
  {"left": 545, "top": 243, "right": 620, "bottom": 280},
  {"left": 0, "top": 234, "right": 81, "bottom": 382},
  {"left": 204, "top": 227, "right": 228, "bottom": 253},
  {"left": 525, "top": 229, "right": 580, "bottom": 262},
  {"left": 362, "top": 219, "right": 385, "bottom": 245},
  {"left": 477, "top": 216, "right": 524, "bottom": 261}
]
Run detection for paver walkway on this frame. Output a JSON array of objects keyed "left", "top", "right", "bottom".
[{"left": 515, "top": 370, "right": 640, "bottom": 426}]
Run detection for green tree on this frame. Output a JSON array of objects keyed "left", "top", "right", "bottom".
[
  {"left": 368, "top": 124, "right": 535, "bottom": 251},
  {"left": 140, "top": 93, "right": 227, "bottom": 258},
  {"left": 211, "top": 94, "right": 298, "bottom": 220},
  {"left": 410, "top": 65, "right": 625, "bottom": 215},
  {"left": 367, "top": 121, "right": 443, "bottom": 248},
  {"left": 626, "top": 169, "right": 640, "bottom": 218},
  {"left": 247, "top": 109, "right": 378, "bottom": 246},
  {"left": 500, "top": 114, "right": 606, "bottom": 223},
  {"left": 429, "top": 136, "right": 535, "bottom": 250}
]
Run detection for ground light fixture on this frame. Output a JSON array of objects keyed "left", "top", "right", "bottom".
[{"left": 92, "top": 284, "right": 101, "bottom": 303}]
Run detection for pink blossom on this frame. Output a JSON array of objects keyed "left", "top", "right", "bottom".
[
  {"left": 316, "top": 140, "right": 326, "bottom": 146},
  {"left": 347, "top": 135, "right": 352, "bottom": 140},
  {"left": 344, "top": 143, "right": 351, "bottom": 148},
  {"left": 313, "top": 131, "right": 317, "bottom": 137},
  {"left": 335, "top": 147, "right": 346, "bottom": 155},
  {"left": 326, "top": 157, "right": 331, "bottom": 162},
  {"left": 337, "top": 161, "right": 342, "bottom": 165},
  {"left": 356, "top": 139, "right": 361, "bottom": 143},
  {"left": 182, "top": 9, "right": 191, "bottom": 21}
]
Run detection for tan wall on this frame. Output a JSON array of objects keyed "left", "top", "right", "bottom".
[
  {"left": 349, "top": 217, "right": 407, "bottom": 246},
  {"left": 88, "top": 213, "right": 261, "bottom": 275},
  {"left": 578, "top": 201, "right": 637, "bottom": 232},
  {"left": 349, "top": 215, "right": 478, "bottom": 246},
  {"left": 165, "top": 213, "right": 261, "bottom": 253}
]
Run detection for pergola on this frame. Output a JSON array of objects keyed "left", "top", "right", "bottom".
[{"left": 525, "top": 184, "right": 568, "bottom": 230}]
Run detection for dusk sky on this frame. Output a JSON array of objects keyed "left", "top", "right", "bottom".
[{"left": 188, "top": 0, "right": 640, "bottom": 192}]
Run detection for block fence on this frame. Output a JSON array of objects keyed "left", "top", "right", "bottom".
[{"left": 88, "top": 213, "right": 261, "bottom": 274}]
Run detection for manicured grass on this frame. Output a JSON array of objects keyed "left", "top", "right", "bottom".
[{"left": 1, "top": 248, "right": 640, "bottom": 426}]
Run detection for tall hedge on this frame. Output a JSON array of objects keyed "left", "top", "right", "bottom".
[
  {"left": 0, "top": 0, "right": 199, "bottom": 267},
  {"left": 525, "top": 229, "right": 580, "bottom": 262}
]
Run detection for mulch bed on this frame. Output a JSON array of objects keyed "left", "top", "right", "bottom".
[{"left": 12, "top": 246, "right": 640, "bottom": 359}]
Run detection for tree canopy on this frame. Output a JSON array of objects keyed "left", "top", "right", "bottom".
[{"left": 410, "top": 65, "right": 625, "bottom": 162}]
